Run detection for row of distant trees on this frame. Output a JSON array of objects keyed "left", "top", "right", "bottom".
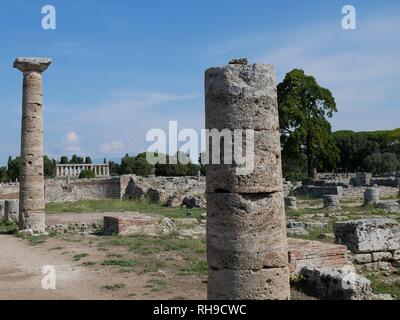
[{"left": 0, "top": 152, "right": 203, "bottom": 183}]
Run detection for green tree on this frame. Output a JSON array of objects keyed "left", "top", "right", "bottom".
[
  {"left": 155, "top": 152, "right": 199, "bottom": 177},
  {"left": 278, "top": 69, "right": 339, "bottom": 179},
  {"left": 43, "top": 156, "right": 55, "bottom": 177},
  {"left": 108, "top": 161, "right": 121, "bottom": 176},
  {"left": 60, "top": 156, "right": 69, "bottom": 164},
  {"left": 0, "top": 166, "right": 9, "bottom": 183},
  {"left": 79, "top": 169, "right": 96, "bottom": 179},
  {"left": 334, "top": 131, "right": 380, "bottom": 172},
  {"left": 7, "top": 156, "right": 20, "bottom": 181},
  {"left": 85, "top": 156, "right": 92, "bottom": 164},
  {"left": 69, "top": 154, "right": 84, "bottom": 164},
  {"left": 120, "top": 153, "right": 154, "bottom": 176},
  {"left": 363, "top": 152, "right": 399, "bottom": 174},
  {"left": 120, "top": 154, "right": 135, "bottom": 174}
]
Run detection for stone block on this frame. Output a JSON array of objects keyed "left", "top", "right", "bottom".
[
  {"left": 360, "top": 262, "right": 392, "bottom": 272},
  {"left": 288, "top": 238, "right": 348, "bottom": 273},
  {"left": 208, "top": 267, "right": 290, "bottom": 300},
  {"left": 207, "top": 192, "right": 288, "bottom": 269},
  {"left": 103, "top": 216, "right": 157, "bottom": 236},
  {"left": 352, "top": 253, "right": 373, "bottom": 264},
  {"left": 300, "top": 266, "right": 372, "bottom": 300},
  {"left": 333, "top": 218, "right": 400, "bottom": 253},
  {"left": 372, "top": 252, "right": 393, "bottom": 262}
]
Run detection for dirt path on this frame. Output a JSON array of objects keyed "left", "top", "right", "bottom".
[{"left": 0, "top": 234, "right": 206, "bottom": 300}]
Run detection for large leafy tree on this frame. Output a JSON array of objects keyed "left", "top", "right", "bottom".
[
  {"left": 363, "top": 152, "right": 399, "bottom": 174},
  {"left": 278, "top": 69, "right": 339, "bottom": 179},
  {"left": 43, "top": 155, "right": 55, "bottom": 177},
  {"left": 7, "top": 156, "right": 20, "bottom": 181}
]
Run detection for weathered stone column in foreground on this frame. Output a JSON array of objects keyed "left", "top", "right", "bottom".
[
  {"left": 14, "top": 57, "right": 51, "bottom": 233},
  {"left": 205, "top": 61, "right": 290, "bottom": 300}
]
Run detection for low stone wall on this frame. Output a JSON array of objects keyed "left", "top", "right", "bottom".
[
  {"left": 42, "top": 175, "right": 206, "bottom": 203},
  {"left": 295, "top": 186, "right": 343, "bottom": 198},
  {"left": 0, "top": 183, "right": 19, "bottom": 200},
  {"left": 342, "top": 186, "right": 398, "bottom": 199},
  {"left": 119, "top": 175, "right": 205, "bottom": 201},
  {"left": 44, "top": 178, "right": 121, "bottom": 203},
  {"left": 370, "top": 177, "right": 400, "bottom": 188}
]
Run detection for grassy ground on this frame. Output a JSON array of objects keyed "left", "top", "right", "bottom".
[
  {"left": 45, "top": 199, "right": 204, "bottom": 219},
  {"left": 367, "top": 273, "right": 400, "bottom": 299},
  {"left": 0, "top": 221, "right": 18, "bottom": 234}
]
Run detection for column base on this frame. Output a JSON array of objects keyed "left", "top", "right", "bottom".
[{"left": 18, "top": 211, "right": 46, "bottom": 234}]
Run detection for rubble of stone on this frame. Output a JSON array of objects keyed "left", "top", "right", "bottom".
[
  {"left": 295, "top": 172, "right": 399, "bottom": 200},
  {"left": 333, "top": 218, "right": 400, "bottom": 269},
  {"left": 46, "top": 222, "right": 102, "bottom": 234},
  {"left": 300, "top": 265, "right": 372, "bottom": 300}
]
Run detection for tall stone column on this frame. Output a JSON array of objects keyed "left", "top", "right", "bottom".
[
  {"left": 14, "top": 57, "right": 51, "bottom": 233},
  {"left": 205, "top": 61, "right": 290, "bottom": 300}
]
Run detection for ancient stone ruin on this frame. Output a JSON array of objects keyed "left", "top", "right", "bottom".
[
  {"left": 205, "top": 62, "right": 290, "bottom": 300},
  {"left": 55, "top": 163, "right": 110, "bottom": 177},
  {"left": 4, "top": 199, "right": 19, "bottom": 223},
  {"left": 334, "top": 218, "right": 400, "bottom": 271},
  {"left": 14, "top": 57, "right": 51, "bottom": 233}
]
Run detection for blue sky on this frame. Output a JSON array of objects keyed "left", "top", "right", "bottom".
[{"left": 0, "top": 0, "right": 399, "bottom": 164}]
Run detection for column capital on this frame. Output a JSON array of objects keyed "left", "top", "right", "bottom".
[{"left": 13, "top": 57, "right": 52, "bottom": 74}]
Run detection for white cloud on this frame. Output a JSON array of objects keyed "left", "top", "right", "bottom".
[
  {"left": 60, "top": 131, "right": 82, "bottom": 153},
  {"left": 99, "top": 140, "right": 126, "bottom": 155}
]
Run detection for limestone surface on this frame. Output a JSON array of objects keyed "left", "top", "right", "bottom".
[
  {"left": 208, "top": 267, "right": 290, "bottom": 300},
  {"left": 333, "top": 218, "right": 400, "bottom": 253},
  {"left": 207, "top": 192, "right": 288, "bottom": 269},
  {"left": 300, "top": 266, "right": 372, "bottom": 300}
]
